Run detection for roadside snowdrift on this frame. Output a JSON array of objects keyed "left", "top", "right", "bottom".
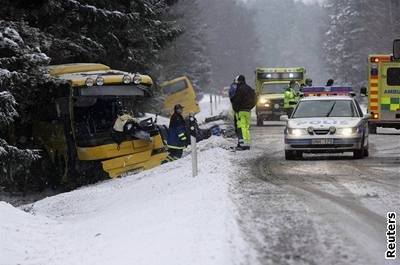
[{"left": 1, "top": 136, "right": 247, "bottom": 265}]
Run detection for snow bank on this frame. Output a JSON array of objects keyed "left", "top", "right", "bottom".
[
  {"left": 0, "top": 137, "right": 247, "bottom": 265},
  {"left": 196, "top": 95, "right": 231, "bottom": 123}
]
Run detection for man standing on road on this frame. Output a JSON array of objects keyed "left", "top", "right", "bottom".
[
  {"left": 164, "top": 104, "right": 188, "bottom": 162},
  {"left": 229, "top": 78, "right": 239, "bottom": 137},
  {"left": 231, "top": 75, "right": 256, "bottom": 150}
]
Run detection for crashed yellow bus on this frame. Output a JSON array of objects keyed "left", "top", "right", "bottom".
[
  {"left": 161, "top": 76, "right": 200, "bottom": 117},
  {"left": 33, "top": 63, "right": 168, "bottom": 187}
]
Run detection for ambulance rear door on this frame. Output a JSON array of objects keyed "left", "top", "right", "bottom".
[{"left": 380, "top": 63, "right": 400, "bottom": 121}]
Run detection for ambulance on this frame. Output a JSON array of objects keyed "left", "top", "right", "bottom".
[
  {"left": 363, "top": 40, "right": 400, "bottom": 133},
  {"left": 255, "top": 67, "right": 306, "bottom": 125}
]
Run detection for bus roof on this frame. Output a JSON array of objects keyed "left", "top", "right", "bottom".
[
  {"left": 48, "top": 63, "right": 111, "bottom": 76},
  {"left": 48, "top": 64, "right": 153, "bottom": 87}
]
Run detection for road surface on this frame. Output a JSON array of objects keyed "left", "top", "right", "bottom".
[{"left": 231, "top": 121, "right": 400, "bottom": 265}]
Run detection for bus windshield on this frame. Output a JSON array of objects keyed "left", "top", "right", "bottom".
[{"left": 262, "top": 83, "right": 288, "bottom": 94}]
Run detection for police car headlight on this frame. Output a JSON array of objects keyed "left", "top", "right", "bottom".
[
  {"left": 288, "top": 128, "right": 307, "bottom": 136},
  {"left": 337, "top": 127, "right": 358, "bottom": 136}
]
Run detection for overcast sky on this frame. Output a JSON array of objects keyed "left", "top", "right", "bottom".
[{"left": 299, "top": 0, "right": 325, "bottom": 4}]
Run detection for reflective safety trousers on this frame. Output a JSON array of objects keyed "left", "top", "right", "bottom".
[{"left": 235, "top": 111, "right": 251, "bottom": 146}]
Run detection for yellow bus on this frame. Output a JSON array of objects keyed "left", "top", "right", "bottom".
[
  {"left": 33, "top": 63, "right": 168, "bottom": 187},
  {"left": 160, "top": 76, "right": 200, "bottom": 117}
]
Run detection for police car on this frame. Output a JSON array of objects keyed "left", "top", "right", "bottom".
[{"left": 280, "top": 87, "right": 371, "bottom": 160}]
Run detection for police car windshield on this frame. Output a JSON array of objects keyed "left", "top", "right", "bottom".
[
  {"left": 262, "top": 84, "right": 287, "bottom": 94},
  {"left": 292, "top": 100, "right": 357, "bottom": 118}
]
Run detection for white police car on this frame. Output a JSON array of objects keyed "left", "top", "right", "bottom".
[{"left": 280, "top": 87, "right": 371, "bottom": 160}]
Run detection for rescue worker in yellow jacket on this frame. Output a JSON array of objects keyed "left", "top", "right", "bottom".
[
  {"left": 230, "top": 75, "right": 256, "bottom": 150},
  {"left": 284, "top": 80, "right": 300, "bottom": 109}
]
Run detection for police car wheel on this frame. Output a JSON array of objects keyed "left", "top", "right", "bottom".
[
  {"left": 285, "top": 150, "right": 296, "bottom": 160},
  {"left": 353, "top": 137, "right": 366, "bottom": 159},
  {"left": 257, "top": 117, "right": 263, "bottom": 126},
  {"left": 364, "top": 144, "right": 369, "bottom": 157},
  {"left": 368, "top": 124, "right": 377, "bottom": 134},
  {"left": 353, "top": 149, "right": 364, "bottom": 159}
]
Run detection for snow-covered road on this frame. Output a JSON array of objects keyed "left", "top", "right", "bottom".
[
  {"left": 231, "top": 123, "right": 400, "bottom": 265},
  {"left": 1, "top": 95, "right": 399, "bottom": 265}
]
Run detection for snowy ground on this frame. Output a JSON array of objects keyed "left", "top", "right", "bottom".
[
  {"left": 2, "top": 95, "right": 399, "bottom": 265},
  {"left": 1, "top": 95, "right": 250, "bottom": 265}
]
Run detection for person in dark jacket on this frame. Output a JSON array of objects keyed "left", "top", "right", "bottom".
[
  {"left": 229, "top": 79, "right": 239, "bottom": 136},
  {"left": 165, "top": 104, "right": 188, "bottom": 162},
  {"left": 230, "top": 75, "right": 256, "bottom": 150}
]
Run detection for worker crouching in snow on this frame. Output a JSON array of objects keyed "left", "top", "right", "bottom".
[
  {"left": 230, "top": 75, "right": 256, "bottom": 150},
  {"left": 164, "top": 104, "right": 188, "bottom": 162}
]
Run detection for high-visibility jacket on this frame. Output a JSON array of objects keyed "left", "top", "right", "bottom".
[{"left": 167, "top": 112, "right": 188, "bottom": 150}]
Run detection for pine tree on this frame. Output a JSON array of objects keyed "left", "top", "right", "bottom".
[
  {"left": 157, "top": 0, "right": 212, "bottom": 93},
  {"left": 323, "top": 0, "right": 400, "bottom": 87},
  {"left": 0, "top": 0, "right": 183, "bottom": 191}
]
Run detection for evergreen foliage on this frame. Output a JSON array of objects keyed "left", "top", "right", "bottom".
[
  {"left": 0, "top": 0, "right": 182, "bottom": 191},
  {"left": 324, "top": 0, "right": 400, "bottom": 87}
]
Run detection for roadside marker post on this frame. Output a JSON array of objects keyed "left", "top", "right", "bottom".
[
  {"left": 209, "top": 94, "right": 213, "bottom": 116},
  {"left": 189, "top": 115, "right": 198, "bottom": 177}
]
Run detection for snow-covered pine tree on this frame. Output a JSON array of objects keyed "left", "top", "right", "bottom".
[
  {"left": 0, "top": 87, "right": 40, "bottom": 191},
  {"left": 324, "top": 0, "right": 400, "bottom": 87},
  {"left": 0, "top": 0, "right": 182, "bottom": 73},
  {"left": 0, "top": 0, "right": 183, "bottom": 191},
  {"left": 157, "top": 0, "right": 212, "bottom": 94}
]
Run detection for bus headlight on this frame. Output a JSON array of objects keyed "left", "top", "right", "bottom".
[
  {"left": 133, "top": 74, "right": 142, "bottom": 84},
  {"left": 85, "top": 78, "right": 94, "bottom": 87},
  {"left": 123, "top": 75, "right": 131, "bottom": 84},
  {"left": 258, "top": 98, "right": 270, "bottom": 104},
  {"left": 96, "top": 77, "right": 104, "bottom": 86},
  {"left": 288, "top": 128, "right": 307, "bottom": 136}
]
